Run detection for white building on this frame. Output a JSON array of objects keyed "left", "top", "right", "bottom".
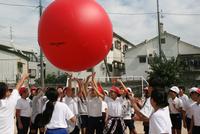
[
  {"left": 125, "top": 24, "right": 200, "bottom": 81},
  {"left": 0, "top": 44, "right": 29, "bottom": 84},
  {"left": 21, "top": 50, "right": 40, "bottom": 84},
  {"left": 44, "top": 32, "right": 135, "bottom": 81},
  {"left": 0, "top": 43, "right": 40, "bottom": 85}
]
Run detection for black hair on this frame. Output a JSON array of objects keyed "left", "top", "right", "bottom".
[
  {"left": 0, "top": 82, "right": 8, "bottom": 99},
  {"left": 178, "top": 86, "right": 185, "bottom": 92},
  {"left": 151, "top": 87, "right": 168, "bottom": 108},
  {"left": 42, "top": 88, "right": 58, "bottom": 125},
  {"left": 148, "top": 77, "right": 165, "bottom": 89}
]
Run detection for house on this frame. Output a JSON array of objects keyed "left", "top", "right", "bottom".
[
  {"left": 0, "top": 44, "right": 29, "bottom": 84},
  {"left": 125, "top": 23, "right": 200, "bottom": 82},
  {"left": 21, "top": 50, "right": 40, "bottom": 84},
  {"left": 44, "top": 32, "right": 135, "bottom": 81}
]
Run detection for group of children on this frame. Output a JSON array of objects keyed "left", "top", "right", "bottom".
[{"left": 0, "top": 73, "right": 200, "bottom": 134}]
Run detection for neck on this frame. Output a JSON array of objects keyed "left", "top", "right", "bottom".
[{"left": 154, "top": 105, "right": 160, "bottom": 112}]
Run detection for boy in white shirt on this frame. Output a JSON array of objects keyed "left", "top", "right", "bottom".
[{"left": 149, "top": 88, "right": 172, "bottom": 134}]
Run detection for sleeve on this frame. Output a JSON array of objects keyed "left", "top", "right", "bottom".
[
  {"left": 65, "top": 104, "right": 75, "bottom": 120},
  {"left": 8, "top": 89, "right": 20, "bottom": 106},
  {"left": 16, "top": 99, "right": 22, "bottom": 110},
  {"left": 190, "top": 105, "right": 195, "bottom": 118},
  {"left": 140, "top": 98, "right": 154, "bottom": 118}
]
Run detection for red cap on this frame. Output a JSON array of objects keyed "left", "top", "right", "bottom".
[
  {"left": 97, "top": 82, "right": 104, "bottom": 94},
  {"left": 19, "top": 87, "right": 27, "bottom": 95},
  {"left": 196, "top": 88, "right": 200, "bottom": 94},
  {"left": 110, "top": 86, "right": 120, "bottom": 94},
  {"left": 30, "top": 86, "right": 37, "bottom": 92}
]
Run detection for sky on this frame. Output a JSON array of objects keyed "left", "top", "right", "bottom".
[{"left": 0, "top": 0, "right": 200, "bottom": 52}]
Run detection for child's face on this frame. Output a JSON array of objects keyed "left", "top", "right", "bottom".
[
  {"left": 197, "top": 95, "right": 200, "bottom": 103},
  {"left": 168, "top": 91, "right": 176, "bottom": 98},
  {"left": 190, "top": 92, "right": 199, "bottom": 101},
  {"left": 110, "top": 91, "right": 117, "bottom": 99}
]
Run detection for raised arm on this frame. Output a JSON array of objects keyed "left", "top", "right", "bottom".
[
  {"left": 91, "top": 73, "right": 104, "bottom": 99},
  {"left": 16, "top": 73, "right": 29, "bottom": 91}
]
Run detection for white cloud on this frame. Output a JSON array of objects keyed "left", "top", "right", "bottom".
[{"left": 0, "top": 0, "right": 199, "bottom": 52}]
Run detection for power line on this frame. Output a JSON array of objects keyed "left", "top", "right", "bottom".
[
  {"left": 162, "top": 12, "right": 200, "bottom": 16},
  {"left": 108, "top": 12, "right": 156, "bottom": 15},
  {"left": 0, "top": 2, "right": 37, "bottom": 8},
  {"left": 1, "top": 2, "right": 200, "bottom": 16}
]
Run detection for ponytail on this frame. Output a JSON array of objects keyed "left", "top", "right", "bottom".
[{"left": 41, "top": 88, "right": 58, "bottom": 125}]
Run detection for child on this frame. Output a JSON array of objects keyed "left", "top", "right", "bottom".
[
  {"left": 149, "top": 88, "right": 172, "bottom": 134},
  {"left": 0, "top": 74, "right": 29, "bottom": 134},
  {"left": 16, "top": 87, "right": 32, "bottom": 134},
  {"left": 168, "top": 86, "right": 183, "bottom": 134},
  {"left": 189, "top": 88, "right": 200, "bottom": 134},
  {"left": 42, "top": 88, "right": 76, "bottom": 134}
]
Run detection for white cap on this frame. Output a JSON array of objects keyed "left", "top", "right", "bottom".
[
  {"left": 170, "top": 86, "right": 180, "bottom": 94},
  {"left": 189, "top": 87, "right": 198, "bottom": 93},
  {"left": 104, "top": 90, "right": 108, "bottom": 95},
  {"left": 127, "top": 87, "right": 132, "bottom": 93}
]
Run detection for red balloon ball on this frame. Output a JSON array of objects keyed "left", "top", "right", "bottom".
[{"left": 38, "top": 0, "right": 113, "bottom": 72}]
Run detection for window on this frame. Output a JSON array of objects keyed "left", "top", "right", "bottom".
[
  {"left": 161, "top": 38, "right": 166, "bottom": 44},
  {"left": 139, "top": 56, "right": 146, "bottom": 63},
  {"left": 29, "top": 69, "right": 36, "bottom": 78},
  {"left": 17, "top": 62, "right": 23, "bottom": 73},
  {"left": 115, "top": 40, "right": 121, "bottom": 50},
  {"left": 123, "top": 45, "right": 128, "bottom": 53},
  {"left": 108, "top": 64, "right": 113, "bottom": 72}
]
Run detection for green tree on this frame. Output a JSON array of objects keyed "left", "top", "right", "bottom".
[
  {"left": 35, "top": 73, "right": 67, "bottom": 86},
  {"left": 146, "top": 53, "right": 184, "bottom": 87}
]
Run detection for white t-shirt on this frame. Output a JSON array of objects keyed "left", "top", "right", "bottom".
[
  {"left": 140, "top": 97, "right": 154, "bottom": 118},
  {"left": 179, "top": 94, "right": 189, "bottom": 109},
  {"left": 77, "top": 97, "right": 88, "bottom": 115},
  {"left": 183, "top": 98, "right": 196, "bottom": 119},
  {"left": 31, "top": 94, "right": 46, "bottom": 123},
  {"left": 191, "top": 103, "right": 200, "bottom": 126},
  {"left": 105, "top": 96, "right": 123, "bottom": 117},
  {"left": 168, "top": 97, "right": 183, "bottom": 114},
  {"left": 87, "top": 96, "right": 102, "bottom": 117},
  {"left": 64, "top": 96, "right": 78, "bottom": 115},
  {"left": 16, "top": 98, "right": 32, "bottom": 117},
  {"left": 43, "top": 101, "right": 74, "bottom": 129},
  {"left": 122, "top": 98, "right": 133, "bottom": 120},
  {"left": 102, "top": 101, "right": 108, "bottom": 113},
  {"left": 0, "top": 89, "right": 20, "bottom": 134},
  {"left": 149, "top": 107, "right": 172, "bottom": 134}
]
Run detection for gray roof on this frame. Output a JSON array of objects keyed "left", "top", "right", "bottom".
[{"left": 0, "top": 43, "right": 29, "bottom": 61}]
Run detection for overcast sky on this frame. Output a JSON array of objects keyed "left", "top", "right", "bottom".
[{"left": 0, "top": 0, "right": 200, "bottom": 52}]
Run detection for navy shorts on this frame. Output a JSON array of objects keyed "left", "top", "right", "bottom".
[
  {"left": 170, "top": 113, "right": 182, "bottom": 129},
  {"left": 124, "top": 119, "right": 135, "bottom": 130},
  {"left": 79, "top": 115, "right": 88, "bottom": 128},
  {"left": 46, "top": 128, "right": 68, "bottom": 134}
]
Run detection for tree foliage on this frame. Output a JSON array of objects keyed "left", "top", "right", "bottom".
[
  {"left": 35, "top": 73, "right": 67, "bottom": 86},
  {"left": 146, "top": 53, "right": 184, "bottom": 87}
]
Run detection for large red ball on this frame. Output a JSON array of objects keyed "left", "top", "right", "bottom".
[{"left": 38, "top": 0, "right": 113, "bottom": 72}]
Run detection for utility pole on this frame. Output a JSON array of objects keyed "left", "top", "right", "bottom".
[
  {"left": 39, "top": 0, "right": 44, "bottom": 88},
  {"left": 10, "top": 26, "right": 13, "bottom": 44},
  {"left": 156, "top": 0, "right": 162, "bottom": 58}
]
